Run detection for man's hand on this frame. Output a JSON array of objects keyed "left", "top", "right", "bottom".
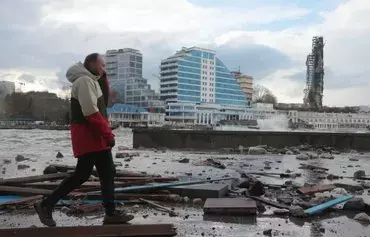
[{"left": 108, "top": 138, "right": 115, "bottom": 148}]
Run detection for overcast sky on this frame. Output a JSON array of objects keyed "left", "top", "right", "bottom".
[{"left": 0, "top": 0, "right": 369, "bottom": 106}]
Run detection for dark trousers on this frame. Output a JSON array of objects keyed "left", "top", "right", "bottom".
[{"left": 43, "top": 150, "right": 116, "bottom": 215}]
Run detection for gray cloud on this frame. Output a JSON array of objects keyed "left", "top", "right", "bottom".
[
  {"left": 1, "top": 0, "right": 362, "bottom": 105},
  {"left": 19, "top": 73, "right": 36, "bottom": 83}
]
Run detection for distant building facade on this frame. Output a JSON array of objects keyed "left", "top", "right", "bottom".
[
  {"left": 289, "top": 110, "right": 370, "bottom": 130},
  {"left": 160, "top": 47, "right": 249, "bottom": 106},
  {"left": 231, "top": 71, "right": 253, "bottom": 101},
  {"left": 0, "top": 81, "right": 15, "bottom": 99},
  {"left": 104, "top": 48, "right": 163, "bottom": 109},
  {"left": 165, "top": 102, "right": 282, "bottom": 126},
  {"left": 107, "top": 104, "right": 165, "bottom": 127}
]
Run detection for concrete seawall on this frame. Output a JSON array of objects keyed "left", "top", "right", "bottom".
[{"left": 133, "top": 128, "right": 370, "bottom": 151}]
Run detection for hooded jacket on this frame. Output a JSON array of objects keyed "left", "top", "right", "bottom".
[{"left": 67, "top": 62, "right": 114, "bottom": 157}]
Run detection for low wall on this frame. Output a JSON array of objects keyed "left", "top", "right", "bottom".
[{"left": 133, "top": 128, "right": 370, "bottom": 151}]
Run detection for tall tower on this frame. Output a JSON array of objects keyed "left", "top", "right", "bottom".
[{"left": 303, "top": 36, "right": 324, "bottom": 110}]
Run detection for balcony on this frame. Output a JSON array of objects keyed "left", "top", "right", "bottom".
[{"left": 160, "top": 75, "right": 178, "bottom": 80}]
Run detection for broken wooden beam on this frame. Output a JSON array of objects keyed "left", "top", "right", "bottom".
[
  {"left": 245, "top": 195, "right": 290, "bottom": 209},
  {"left": 299, "top": 163, "right": 329, "bottom": 171},
  {"left": 101, "top": 178, "right": 235, "bottom": 194},
  {"left": 16, "top": 181, "right": 129, "bottom": 190},
  {"left": 139, "top": 198, "right": 178, "bottom": 216},
  {"left": 0, "top": 224, "right": 177, "bottom": 237},
  {"left": 0, "top": 195, "right": 42, "bottom": 207},
  {"left": 297, "top": 184, "right": 335, "bottom": 195},
  {"left": 0, "top": 173, "right": 70, "bottom": 186},
  {"left": 115, "top": 177, "right": 179, "bottom": 182},
  {"left": 0, "top": 186, "right": 52, "bottom": 196},
  {"left": 85, "top": 193, "right": 181, "bottom": 202},
  {"left": 203, "top": 198, "right": 257, "bottom": 215},
  {"left": 47, "top": 164, "right": 152, "bottom": 177}
]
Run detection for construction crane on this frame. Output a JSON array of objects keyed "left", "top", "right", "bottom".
[{"left": 303, "top": 36, "right": 325, "bottom": 110}]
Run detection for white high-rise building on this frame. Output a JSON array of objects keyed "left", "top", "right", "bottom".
[
  {"left": 0, "top": 81, "right": 15, "bottom": 99},
  {"left": 104, "top": 48, "right": 163, "bottom": 109}
]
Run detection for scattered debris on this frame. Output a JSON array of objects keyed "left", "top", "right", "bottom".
[
  {"left": 349, "top": 158, "right": 359, "bottom": 162},
  {"left": 305, "top": 195, "right": 353, "bottom": 215},
  {"left": 194, "top": 158, "right": 226, "bottom": 169},
  {"left": 289, "top": 206, "right": 306, "bottom": 217},
  {"left": 296, "top": 154, "right": 309, "bottom": 161},
  {"left": 343, "top": 197, "right": 365, "bottom": 211},
  {"left": 192, "top": 198, "right": 203, "bottom": 205},
  {"left": 203, "top": 198, "right": 257, "bottom": 215},
  {"left": 297, "top": 184, "right": 335, "bottom": 195},
  {"left": 320, "top": 153, "right": 334, "bottom": 159},
  {"left": 0, "top": 224, "right": 177, "bottom": 237},
  {"left": 354, "top": 170, "right": 366, "bottom": 179},
  {"left": 43, "top": 165, "right": 58, "bottom": 174},
  {"left": 245, "top": 195, "right": 289, "bottom": 209},
  {"left": 273, "top": 209, "right": 289, "bottom": 216},
  {"left": 263, "top": 229, "right": 272, "bottom": 236},
  {"left": 17, "top": 164, "right": 30, "bottom": 170},
  {"left": 334, "top": 183, "right": 364, "bottom": 192},
  {"left": 361, "top": 182, "right": 370, "bottom": 189},
  {"left": 178, "top": 158, "right": 190, "bottom": 163},
  {"left": 299, "top": 163, "right": 329, "bottom": 171},
  {"left": 3, "top": 159, "right": 11, "bottom": 164},
  {"left": 327, "top": 174, "right": 340, "bottom": 180},
  {"left": 240, "top": 174, "right": 264, "bottom": 196},
  {"left": 15, "top": 155, "right": 28, "bottom": 162},
  {"left": 248, "top": 147, "right": 267, "bottom": 155},
  {"left": 353, "top": 212, "right": 370, "bottom": 224},
  {"left": 277, "top": 194, "right": 293, "bottom": 205},
  {"left": 139, "top": 198, "right": 178, "bottom": 217}
]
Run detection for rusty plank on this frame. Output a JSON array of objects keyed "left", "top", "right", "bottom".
[
  {"left": 0, "top": 224, "right": 177, "bottom": 237},
  {"left": 297, "top": 184, "right": 335, "bottom": 195},
  {"left": 203, "top": 198, "right": 257, "bottom": 215},
  {"left": 0, "top": 173, "right": 70, "bottom": 186},
  {"left": 0, "top": 186, "right": 52, "bottom": 196},
  {"left": 0, "top": 195, "right": 42, "bottom": 207}
]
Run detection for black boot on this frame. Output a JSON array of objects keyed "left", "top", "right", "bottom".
[
  {"left": 34, "top": 201, "right": 56, "bottom": 227},
  {"left": 103, "top": 210, "right": 134, "bottom": 224}
]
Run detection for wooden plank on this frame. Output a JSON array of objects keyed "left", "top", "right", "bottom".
[
  {"left": 304, "top": 195, "right": 353, "bottom": 215},
  {"left": 85, "top": 193, "right": 179, "bottom": 202},
  {"left": 48, "top": 164, "right": 152, "bottom": 177},
  {"left": 245, "top": 195, "right": 290, "bottom": 209},
  {"left": 105, "top": 178, "right": 235, "bottom": 194},
  {"left": 203, "top": 198, "right": 257, "bottom": 215},
  {"left": 0, "top": 224, "right": 177, "bottom": 237},
  {"left": 139, "top": 198, "right": 178, "bottom": 216},
  {"left": 297, "top": 184, "right": 335, "bottom": 195},
  {"left": 0, "top": 186, "right": 52, "bottom": 196},
  {"left": 17, "top": 181, "right": 129, "bottom": 190},
  {"left": 115, "top": 177, "right": 179, "bottom": 182},
  {"left": 299, "top": 163, "right": 329, "bottom": 171},
  {"left": 0, "top": 173, "right": 70, "bottom": 186},
  {"left": 0, "top": 195, "right": 42, "bottom": 206}
]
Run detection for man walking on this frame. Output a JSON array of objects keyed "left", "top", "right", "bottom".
[{"left": 34, "top": 53, "right": 134, "bottom": 227}]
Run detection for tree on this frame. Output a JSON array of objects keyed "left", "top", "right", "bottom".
[{"left": 253, "top": 84, "right": 277, "bottom": 105}]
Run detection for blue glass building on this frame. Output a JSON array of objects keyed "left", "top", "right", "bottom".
[{"left": 160, "top": 47, "right": 249, "bottom": 106}]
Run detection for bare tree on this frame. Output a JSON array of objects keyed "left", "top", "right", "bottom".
[{"left": 253, "top": 84, "right": 277, "bottom": 104}]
